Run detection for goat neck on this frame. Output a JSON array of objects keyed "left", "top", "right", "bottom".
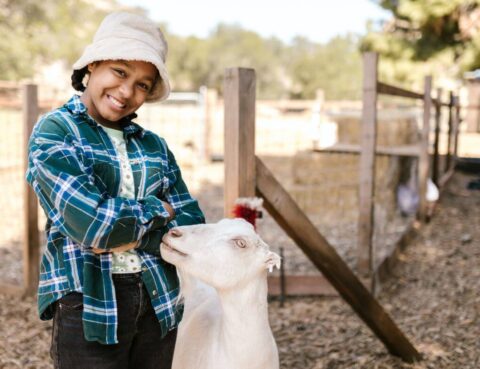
[{"left": 217, "top": 271, "right": 278, "bottom": 368}]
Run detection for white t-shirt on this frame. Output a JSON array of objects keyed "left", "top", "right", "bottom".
[{"left": 102, "top": 125, "right": 142, "bottom": 274}]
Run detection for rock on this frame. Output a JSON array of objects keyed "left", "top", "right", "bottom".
[{"left": 461, "top": 234, "right": 472, "bottom": 244}]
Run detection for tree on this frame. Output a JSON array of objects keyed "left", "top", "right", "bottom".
[
  {"left": 362, "top": 0, "right": 480, "bottom": 87},
  {"left": 287, "top": 35, "right": 363, "bottom": 100},
  {"left": 0, "top": 0, "right": 115, "bottom": 80}
]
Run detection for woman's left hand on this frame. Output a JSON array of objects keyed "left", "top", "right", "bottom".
[{"left": 92, "top": 241, "right": 138, "bottom": 254}]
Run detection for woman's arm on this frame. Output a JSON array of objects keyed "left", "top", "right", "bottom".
[
  {"left": 26, "top": 117, "right": 172, "bottom": 251},
  {"left": 135, "top": 141, "right": 205, "bottom": 256},
  {"left": 92, "top": 200, "right": 175, "bottom": 254}
]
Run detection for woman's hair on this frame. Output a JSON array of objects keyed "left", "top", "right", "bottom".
[{"left": 71, "top": 66, "right": 88, "bottom": 92}]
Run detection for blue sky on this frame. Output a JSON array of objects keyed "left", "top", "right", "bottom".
[{"left": 117, "top": 0, "right": 390, "bottom": 43}]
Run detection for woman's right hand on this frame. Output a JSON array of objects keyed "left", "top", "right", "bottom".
[
  {"left": 92, "top": 241, "right": 138, "bottom": 254},
  {"left": 162, "top": 201, "right": 175, "bottom": 221}
]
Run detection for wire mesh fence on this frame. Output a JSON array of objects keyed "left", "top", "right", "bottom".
[{"left": 0, "top": 82, "right": 453, "bottom": 292}]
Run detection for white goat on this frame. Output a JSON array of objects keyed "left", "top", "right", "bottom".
[{"left": 160, "top": 218, "right": 281, "bottom": 369}]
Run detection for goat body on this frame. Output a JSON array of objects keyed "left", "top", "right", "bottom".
[{"left": 161, "top": 219, "right": 280, "bottom": 369}]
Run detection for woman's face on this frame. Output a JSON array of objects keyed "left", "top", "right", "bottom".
[{"left": 81, "top": 60, "right": 158, "bottom": 127}]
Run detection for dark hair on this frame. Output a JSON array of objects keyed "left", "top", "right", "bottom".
[{"left": 71, "top": 66, "right": 88, "bottom": 92}]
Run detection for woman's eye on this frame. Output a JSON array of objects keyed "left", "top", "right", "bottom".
[
  {"left": 137, "top": 83, "right": 150, "bottom": 91},
  {"left": 113, "top": 68, "right": 126, "bottom": 77},
  {"left": 233, "top": 239, "right": 247, "bottom": 248}
]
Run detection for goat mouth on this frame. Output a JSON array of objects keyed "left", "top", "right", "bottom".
[{"left": 161, "top": 242, "right": 188, "bottom": 257}]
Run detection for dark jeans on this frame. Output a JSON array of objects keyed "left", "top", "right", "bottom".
[{"left": 50, "top": 273, "right": 177, "bottom": 369}]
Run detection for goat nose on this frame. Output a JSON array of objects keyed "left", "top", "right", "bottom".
[{"left": 169, "top": 228, "right": 182, "bottom": 237}]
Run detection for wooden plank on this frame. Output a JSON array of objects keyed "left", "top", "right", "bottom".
[
  {"left": 452, "top": 95, "right": 461, "bottom": 170},
  {"left": 418, "top": 76, "right": 432, "bottom": 222},
  {"left": 0, "top": 282, "right": 25, "bottom": 296},
  {"left": 23, "top": 84, "right": 40, "bottom": 295},
  {"left": 445, "top": 92, "right": 454, "bottom": 172},
  {"left": 255, "top": 156, "right": 421, "bottom": 362},
  {"left": 377, "top": 81, "right": 424, "bottom": 100},
  {"left": 358, "top": 52, "right": 378, "bottom": 277},
  {"left": 313, "top": 143, "right": 421, "bottom": 157},
  {"left": 372, "top": 220, "right": 419, "bottom": 295},
  {"left": 432, "top": 88, "right": 442, "bottom": 185},
  {"left": 0, "top": 81, "right": 20, "bottom": 89},
  {"left": 438, "top": 168, "right": 455, "bottom": 189},
  {"left": 223, "top": 68, "right": 256, "bottom": 217},
  {"left": 267, "top": 275, "right": 338, "bottom": 296}
]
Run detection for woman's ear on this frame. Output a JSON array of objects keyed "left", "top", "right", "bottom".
[{"left": 87, "top": 62, "right": 98, "bottom": 73}]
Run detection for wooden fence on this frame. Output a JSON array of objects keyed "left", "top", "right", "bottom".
[
  {"left": 0, "top": 84, "right": 40, "bottom": 296},
  {"left": 223, "top": 66, "right": 421, "bottom": 362},
  {"left": 312, "top": 52, "right": 461, "bottom": 292}
]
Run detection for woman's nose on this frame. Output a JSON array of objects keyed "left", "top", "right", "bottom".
[
  {"left": 119, "top": 82, "right": 134, "bottom": 99},
  {"left": 169, "top": 228, "right": 182, "bottom": 238}
]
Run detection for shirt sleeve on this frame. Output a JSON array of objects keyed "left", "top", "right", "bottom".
[
  {"left": 26, "top": 117, "right": 172, "bottom": 250},
  {"left": 136, "top": 140, "right": 205, "bottom": 256}
]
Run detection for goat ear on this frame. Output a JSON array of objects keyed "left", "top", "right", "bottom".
[{"left": 265, "top": 251, "right": 281, "bottom": 273}]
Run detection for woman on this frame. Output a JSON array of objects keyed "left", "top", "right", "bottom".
[{"left": 26, "top": 12, "right": 204, "bottom": 369}]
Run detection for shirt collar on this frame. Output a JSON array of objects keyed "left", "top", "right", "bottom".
[{"left": 64, "top": 95, "right": 144, "bottom": 139}]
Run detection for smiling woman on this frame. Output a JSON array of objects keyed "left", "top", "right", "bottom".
[
  {"left": 25, "top": 11, "right": 205, "bottom": 369},
  {"left": 80, "top": 60, "right": 158, "bottom": 128}
]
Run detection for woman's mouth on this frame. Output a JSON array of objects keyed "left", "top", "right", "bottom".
[{"left": 107, "top": 95, "right": 126, "bottom": 109}]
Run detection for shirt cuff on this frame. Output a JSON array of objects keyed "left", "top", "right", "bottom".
[{"left": 139, "top": 196, "right": 172, "bottom": 227}]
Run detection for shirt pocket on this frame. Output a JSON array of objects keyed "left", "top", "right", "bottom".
[
  {"left": 92, "top": 159, "right": 118, "bottom": 195},
  {"left": 145, "top": 166, "right": 171, "bottom": 198}
]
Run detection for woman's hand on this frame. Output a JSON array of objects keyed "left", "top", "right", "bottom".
[
  {"left": 92, "top": 241, "right": 138, "bottom": 254},
  {"left": 162, "top": 201, "right": 176, "bottom": 221},
  {"left": 92, "top": 202, "right": 175, "bottom": 254}
]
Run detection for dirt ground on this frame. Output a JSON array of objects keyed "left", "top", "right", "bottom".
[{"left": 0, "top": 170, "right": 479, "bottom": 368}]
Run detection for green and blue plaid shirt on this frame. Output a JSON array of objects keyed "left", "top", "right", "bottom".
[{"left": 26, "top": 95, "right": 205, "bottom": 344}]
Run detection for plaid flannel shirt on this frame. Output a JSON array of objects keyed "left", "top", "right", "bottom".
[{"left": 25, "top": 95, "right": 205, "bottom": 344}]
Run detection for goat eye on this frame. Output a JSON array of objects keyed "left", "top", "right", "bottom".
[{"left": 233, "top": 239, "right": 247, "bottom": 248}]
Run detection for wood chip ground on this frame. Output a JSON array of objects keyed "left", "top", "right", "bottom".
[{"left": 0, "top": 171, "right": 478, "bottom": 368}]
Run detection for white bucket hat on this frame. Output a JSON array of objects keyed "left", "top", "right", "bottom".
[{"left": 73, "top": 12, "right": 170, "bottom": 102}]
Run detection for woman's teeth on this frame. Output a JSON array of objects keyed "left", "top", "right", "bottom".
[{"left": 108, "top": 95, "right": 126, "bottom": 108}]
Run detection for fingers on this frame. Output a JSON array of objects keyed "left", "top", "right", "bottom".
[
  {"left": 162, "top": 201, "right": 176, "bottom": 221},
  {"left": 91, "top": 241, "right": 138, "bottom": 254},
  {"left": 92, "top": 247, "right": 108, "bottom": 254}
]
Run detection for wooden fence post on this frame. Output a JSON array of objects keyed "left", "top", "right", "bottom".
[
  {"left": 418, "top": 76, "right": 432, "bottom": 222},
  {"left": 223, "top": 68, "right": 256, "bottom": 217},
  {"left": 23, "top": 84, "right": 40, "bottom": 295},
  {"left": 445, "top": 91, "right": 454, "bottom": 173},
  {"left": 452, "top": 95, "right": 461, "bottom": 168},
  {"left": 357, "top": 52, "right": 378, "bottom": 277},
  {"left": 432, "top": 88, "right": 442, "bottom": 185}
]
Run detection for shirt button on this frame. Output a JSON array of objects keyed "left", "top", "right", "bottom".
[
  {"left": 152, "top": 290, "right": 157, "bottom": 296},
  {"left": 126, "top": 174, "right": 131, "bottom": 179}
]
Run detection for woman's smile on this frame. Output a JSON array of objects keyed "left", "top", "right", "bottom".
[{"left": 106, "top": 94, "right": 127, "bottom": 110}]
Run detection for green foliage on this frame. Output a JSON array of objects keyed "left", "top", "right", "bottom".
[
  {"left": 1, "top": 0, "right": 363, "bottom": 100},
  {"left": 288, "top": 35, "right": 363, "bottom": 99},
  {"left": 363, "top": 0, "right": 480, "bottom": 87},
  {"left": 0, "top": 0, "right": 113, "bottom": 80},
  {"left": 167, "top": 28, "right": 363, "bottom": 100}
]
